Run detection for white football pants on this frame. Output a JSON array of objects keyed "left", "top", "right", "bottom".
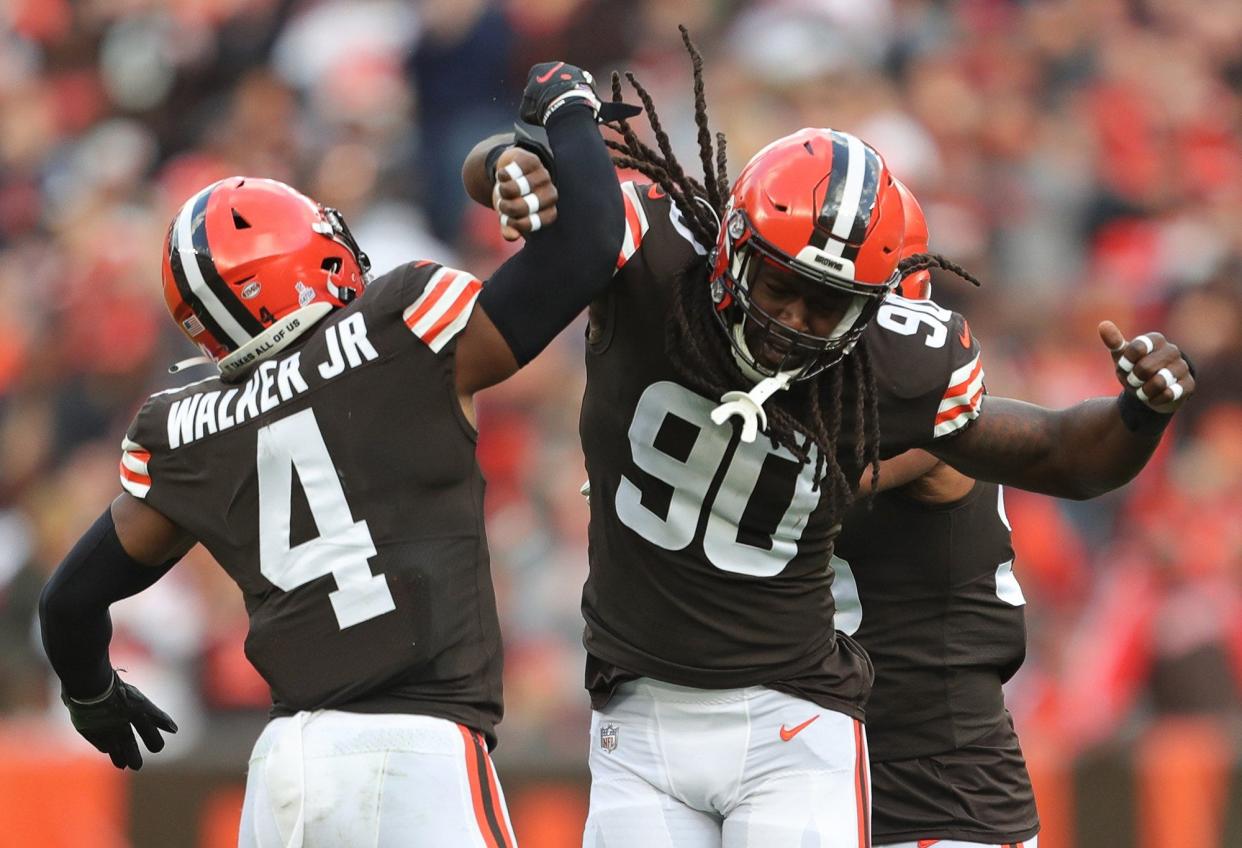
[
  {"left": 584, "top": 678, "right": 870, "bottom": 848},
  {"left": 238, "top": 710, "right": 516, "bottom": 848}
]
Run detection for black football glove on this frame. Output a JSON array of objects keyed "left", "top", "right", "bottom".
[
  {"left": 63, "top": 670, "right": 177, "bottom": 770},
  {"left": 520, "top": 61, "right": 642, "bottom": 127}
]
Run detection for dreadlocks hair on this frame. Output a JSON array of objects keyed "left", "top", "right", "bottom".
[
  {"left": 600, "top": 25, "right": 883, "bottom": 524},
  {"left": 897, "top": 252, "right": 984, "bottom": 289}
]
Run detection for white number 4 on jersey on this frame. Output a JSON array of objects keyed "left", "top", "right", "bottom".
[{"left": 256, "top": 408, "right": 395, "bottom": 629}]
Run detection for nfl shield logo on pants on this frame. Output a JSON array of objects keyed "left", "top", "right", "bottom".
[{"left": 600, "top": 723, "right": 619, "bottom": 754}]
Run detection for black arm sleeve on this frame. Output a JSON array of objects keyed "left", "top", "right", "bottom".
[
  {"left": 477, "top": 102, "right": 624, "bottom": 365},
  {"left": 38, "top": 509, "right": 179, "bottom": 699}
]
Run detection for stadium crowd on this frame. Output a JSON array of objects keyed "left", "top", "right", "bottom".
[{"left": 0, "top": 0, "right": 1240, "bottom": 777}]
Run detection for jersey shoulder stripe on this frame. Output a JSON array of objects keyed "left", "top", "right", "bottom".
[
  {"left": 402, "top": 266, "right": 482, "bottom": 353},
  {"left": 933, "top": 351, "right": 985, "bottom": 437},
  {"left": 616, "top": 181, "right": 651, "bottom": 272},
  {"left": 119, "top": 436, "right": 152, "bottom": 498}
]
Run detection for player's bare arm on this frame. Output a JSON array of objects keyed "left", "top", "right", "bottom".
[
  {"left": 858, "top": 450, "right": 942, "bottom": 496},
  {"left": 111, "top": 491, "right": 196, "bottom": 565},
  {"left": 452, "top": 63, "right": 632, "bottom": 413},
  {"left": 931, "top": 322, "right": 1195, "bottom": 499}
]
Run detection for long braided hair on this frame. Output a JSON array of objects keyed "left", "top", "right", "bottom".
[{"left": 896, "top": 253, "right": 984, "bottom": 289}]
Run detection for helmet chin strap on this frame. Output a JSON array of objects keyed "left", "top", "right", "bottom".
[{"left": 710, "top": 323, "right": 794, "bottom": 443}]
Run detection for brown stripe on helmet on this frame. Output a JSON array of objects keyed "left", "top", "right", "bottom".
[
  {"left": 169, "top": 219, "right": 238, "bottom": 353},
  {"left": 187, "top": 188, "right": 266, "bottom": 336}
]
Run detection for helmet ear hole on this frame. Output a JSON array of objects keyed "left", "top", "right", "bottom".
[
  {"left": 321, "top": 257, "right": 343, "bottom": 274},
  {"left": 232, "top": 209, "right": 251, "bottom": 229}
]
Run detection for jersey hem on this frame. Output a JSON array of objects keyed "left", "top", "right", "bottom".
[
  {"left": 270, "top": 699, "right": 499, "bottom": 749},
  {"left": 584, "top": 638, "right": 869, "bottom": 721},
  {"left": 873, "top": 823, "right": 1040, "bottom": 845}
]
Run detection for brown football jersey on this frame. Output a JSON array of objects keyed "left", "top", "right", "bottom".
[
  {"left": 120, "top": 261, "right": 505, "bottom": 744},
  {"left": 835, "top": 481, "right": 1038, "bottom": 842},
  {"left": 579, "top": 183, "right": 985, "bottom": 718}
]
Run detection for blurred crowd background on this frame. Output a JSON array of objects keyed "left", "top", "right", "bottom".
[{"left": 1, "top": 0, "right": 1241, "bottom": 845}]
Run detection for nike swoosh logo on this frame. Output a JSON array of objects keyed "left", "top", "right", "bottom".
[
  {"left": 958, "top": 319, "right": 971, "bottom": 349},
  {"left": 536, "top": 62, "right": 565, "bottom": 84},
  {"left": 779, "top": 715, "right": 820, "bottom": 741}
]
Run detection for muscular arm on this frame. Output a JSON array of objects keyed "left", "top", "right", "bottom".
[
  {"left": 929, "top": 395, "right": 1163, "bottom": 500},
  {"left": 39, "top": 495, "right": 193, "bottom": 698},
  {"left": 929, "top": 320, "right": 1193, "bottom": 500}
]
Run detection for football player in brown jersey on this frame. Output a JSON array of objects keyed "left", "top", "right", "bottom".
[
  {"left": 38, "top": 62, "right": 637, "bottom": 847},
  {"left": 463, "top": 32, "right": 1194, "bottom": 848},
  {"left": 828, "top": 184, "right": 1041, "bottom": 848}
]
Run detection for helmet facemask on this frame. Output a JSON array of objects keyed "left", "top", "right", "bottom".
[
  {"left": 314, "top": 206, "right": 372, "bottom": 301},
  {"left": 711, "top": 209, "right": 897, "bottom": 383}
]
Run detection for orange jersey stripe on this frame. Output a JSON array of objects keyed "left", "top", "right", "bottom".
[
  {"left": 119, "top": 462, "right": 151, "bottom": 486},
  {"left": 617, "top": 190, "right": 642, "bottom": 269},
  {"left": 421, "top": 278, "right": 483, "bottom": 346},
  {"left": 403, "top": 270, "right": 459, "bottom": 330},
  {"left": 942, "top": 355, "right": 984, "bottom": 400},
  {"left": 934, "top": 384, "right": 986, "bottom": 426}
]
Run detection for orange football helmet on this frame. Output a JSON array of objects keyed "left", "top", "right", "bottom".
[
  {"left": 161, "top": 177, "right": 369, "bottom": 378},
  {"left": 709, "top": 128, "right": 905, "bottom": 380},
  {"left": 893, "top": 178, "right": 931, "bottom": 300}
]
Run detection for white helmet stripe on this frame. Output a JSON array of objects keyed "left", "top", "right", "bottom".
[
  {"left": 175, "top": 184, "right": 251, "bottom": 346},
  {"left": 823, "top": 133, "right": 868, "bottom": 258}
]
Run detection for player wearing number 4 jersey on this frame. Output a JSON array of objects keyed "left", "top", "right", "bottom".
[
  {"left": 38, "top": 62, "right": 630, "bottom": 847},
  {"left": 467, "top": 33, "right": 1195, "bottom": 848}
]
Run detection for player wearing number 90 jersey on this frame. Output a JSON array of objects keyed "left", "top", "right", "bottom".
[
  {"left": 38, "top": 69, "right": 628, "bottom": 848},
  {"left": 578, "top": 157, "right": 983, "bottom": 845}
]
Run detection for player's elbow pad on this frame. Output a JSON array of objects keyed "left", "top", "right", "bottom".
[{"left": 479, "top": 104, "right": 625, "bottom": 366}]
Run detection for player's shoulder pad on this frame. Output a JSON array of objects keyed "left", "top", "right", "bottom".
[
  {"left": 865, "top": 293, "right": 985, "bottom": 440},
  {"left": 366, "top": 259, "right": 483, "bottom": 354},
  {"left": 615, "top": 180, "right": 708, "bottom": 275},
  {"left": 119, "top": 373, "right": 222, "bottom": 498}
]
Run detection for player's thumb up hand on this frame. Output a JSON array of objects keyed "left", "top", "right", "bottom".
[
  {"left": 1098, "top": 320, "right": 1195, "bottom": 414},
  {"left": 1098, "top": 320, "right": 1127, "bottom": 363}
]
